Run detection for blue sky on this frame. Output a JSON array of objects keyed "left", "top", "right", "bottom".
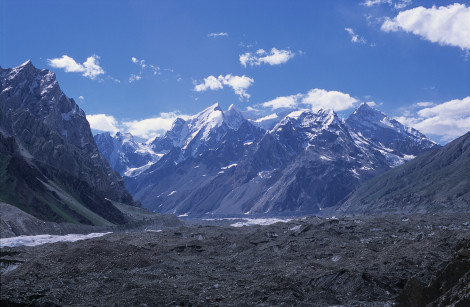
[{"left": 1, "top": 0, "right": 469, "bottom": 143}]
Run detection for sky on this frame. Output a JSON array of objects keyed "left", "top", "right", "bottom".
[{"left": 1, "top": 0, "right": 469, "bottom": 143}]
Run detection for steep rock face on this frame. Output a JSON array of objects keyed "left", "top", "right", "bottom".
[
  {"left": 346, "top": 103, "right": 439, "bottom": 166},
  {"left": 0, "top": 61, "right": 135, "bottom": 205},
  {"left": 0, "top": 132, "right": 126, "bottom": 225},
  {"left": 338, "top": 131, "right": 470, "bottom": 215}
]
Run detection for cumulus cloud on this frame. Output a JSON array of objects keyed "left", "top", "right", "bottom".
[
  {"left": 78, "top": 96, "right": 84, "bottom": 101},
  {"left": 194, "top": 74, "right": 254, "bottom": 100},
  {"left": 262, "top": 94, "right": 303, "bottom": 110},
  {"left": 261, "top": 89, "right": 359, "bottom": 112},
  {"left": 86, "top": 114, "right": 119, "bottom": 133},
  {"left": 381, "top": 4, "right": 470, "bottom": 50},
  {"left": 207, "top": 32, "right": 229, "bottom": 38},
  {"left": 122, "top": 112, "right": 191, "bottom": 139},
  {"left": 395, "top": 96, "right": 470, "bottom": 142},
  {"left": 302, "top": 89, "right": 359, "bottom": 111},
  {"left": 87, "top": 112, "right": 191, "bottom": 140},
  {"left": 240, "top": 48, "right": 295, "bottom": 67},
  {"left": 345, "top": 28, "right": 367, "bottom": 44},
  {"left": 47, "top": 55, "right": 105, "bottom": 80},
  {"left": 129, "top": 57, "right": 161, "bottom": 83},
  {"left": 194, "top": 76, "right": 223, "bottom": 92}
]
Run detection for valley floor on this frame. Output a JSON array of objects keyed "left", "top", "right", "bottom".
[{"left": 1, "top": 214, "right": 469, "bottom": 306}]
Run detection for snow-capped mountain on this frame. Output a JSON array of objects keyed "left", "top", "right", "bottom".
[
  {"left": 346, "top": 103, "right": 439, "bottom": 166},
  {"left": 244, "top": 109, "right": 292, "bottom": 131},
  {"left": 150, "top": 103, "right": 249, "bottom": 158},
  {"left": 0, "top": 61, "right": 136, "bottom": 206},
  {"left": 94, "top": 132, "right": 162, "bottom": 177},
  {"left": 116, "top": 104, "right": 439, "bottom": 217}
]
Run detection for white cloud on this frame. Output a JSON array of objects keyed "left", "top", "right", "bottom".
[
  {"left": 396, "top": 96, "right": 470, "bottom": 141},
  {"left": 414, "top": 101, "right": 435, "bottom": 108},
  {"left": 345, "top": 28, "right": 367, "bottom": 44},
  {"left": 47, "top": 55, "right": 105, "bottom": 80},
  {"left": 194, "top": 74, "right": 254, "bottom": 101},
  {"left": 87, "top": 112, "right": 191, "bottom": 140},
  {"left": 122, "top": 112, "right": 191, "bottom": 139},
  {"left": 129, "top": 57, "right": 161, "bottom": 82},
  {"left": 240, "top": 48, "right": 295, "bottom": 67},
  {"left": 261, "top": 89, "right": 359, "bottom": 112},
  {"left": 302, "top": 89, "right": 359, "bottom": 111},
  {"left": 207, "top": 32, "right": 229, "bottom": 38},
  {"left": 262, "top": 94, "right": 302, "bottom": 110},
  {"left": 129, "top": 74, "right": 142, "bottom": 83},
  {"left": 194, "top": 76, "right": 223, "bottom": 92},
  {"left": 78, "top": 96, "right": 84, "bottom": 101},
  {"left": 381, "top": 4, "right": 470, "bottom": 50},
  {"left": 219, "top": 74, "right": 254, "bottom": 100},
  {"left": 86, "top": 114, "right": 119, "bottom": 133},
  {"left": 362, "top": 0, "right": 412, "bottom": 9}
]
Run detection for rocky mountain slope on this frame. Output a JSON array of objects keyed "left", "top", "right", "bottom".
[
  {"left": 0, "top": 61, "right": 135, "bottom": 206},
  {"left": 0, "top": 61, "right": 145, "bottom": 229},
  {"left": 0, "top": 132, "right": 127, "bottom": 226},
  {"left": 338, "top": 131, "right": 470, "bottom": 215},
  {"left": 115, "top": 103, "right": 438, "bottom": 217}
]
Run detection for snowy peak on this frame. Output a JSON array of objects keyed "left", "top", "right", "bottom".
[
  {"left": 346, "top": 103, "right": 439, "bottom": 160},
  {"left": 273, "top": 108, "right": 341, "bottom": 133},
  {"left": 94, "top": 131, "right": 160, "bottom": 176},
  {"left": 151, "top": 103, "right": 250, "bottom": 157},
  {"left": 223, "top": 104, "right": 245, "bottom": 130}
]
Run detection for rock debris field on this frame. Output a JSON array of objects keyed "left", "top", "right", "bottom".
[{"left": 1, "top": 214, "right": 470, "bottom": 306}]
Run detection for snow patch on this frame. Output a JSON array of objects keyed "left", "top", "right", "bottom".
[
  {"left": 221, "top": 163, "right": 238, "bottom": 170},
  {"left": 230, "top": 218, "right": 292, "bottom": 227},
  {"left": 0, "top": 232, "right": 112, "bottom": 248}
]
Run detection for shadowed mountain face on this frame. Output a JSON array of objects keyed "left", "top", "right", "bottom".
[
  {"left": 338, "top": 131, "right": 470, "bottom": 215},
  {"left": 0, "top": 61, "right": 136, "bottom": 206},
  {"left": 0, "top": 132, "right": 126, "bottom": 225},
  {"left": 113, "top": 103, "right": 439, "bottom": 217}
]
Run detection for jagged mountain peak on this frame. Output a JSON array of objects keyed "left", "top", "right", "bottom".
[
  {"left": 151, "top": 103, "right": 250, "bottom": 156},
  {"left": 349, "top": 103, "right": 396, "bottom": 126},
  {"left": 18, "top": 59, "right": 34, "bottom": 68},
  {"left": 273, "top": 108, "right": 340, "bottom": 132},
  {"left": 345, "top": 103, "right": 439, "bottom": 166},
  {"left": 1, "top": 62, "right": 137, "bottom": 208}
]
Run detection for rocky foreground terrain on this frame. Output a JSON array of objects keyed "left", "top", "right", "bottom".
[{"left": 1, "top": 214, "right": 469, "bottom": 306}]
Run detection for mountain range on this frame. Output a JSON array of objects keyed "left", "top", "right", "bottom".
[{"left": 95, "top": 101, "right": 439, "bottom": 217}]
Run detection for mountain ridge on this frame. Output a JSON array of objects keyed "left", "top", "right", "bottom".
[{"left": 100, "top": 104, "right": 440, "bottom": 216}]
